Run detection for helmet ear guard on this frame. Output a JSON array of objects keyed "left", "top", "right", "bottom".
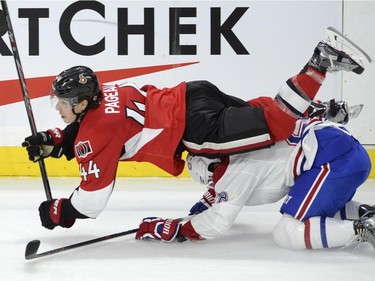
[{"left": 186, "top": 154, "right": 221, "bottom": 185}]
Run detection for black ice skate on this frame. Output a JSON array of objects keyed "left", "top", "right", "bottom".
[
  {"left": 308, "top": 99, "right": 363, "bottom": 124},
  {"left": 350, "top": 204, "right": 375, "bottom": 250},
  {"left": 358, "top": 204, "right": 375, "bottom": 219},
  {"left": 309, "top": 27, "right": 372, "bottom": 74},
  {"left": 353, "top": 218, "right": 375, "bottom": 250}
]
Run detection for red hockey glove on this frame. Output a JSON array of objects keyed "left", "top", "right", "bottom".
[
  {"left": 189, "top": 186, "right": 216, "bottom": 215},
  {"left": 135, "top": 217, "right": 181, "bottom": 242},
  {"left": 38, "top": 198, "right": 76, "bottom": 230},
  {"left": 22, "top": 128, "right": 64, "bottom": 162}
]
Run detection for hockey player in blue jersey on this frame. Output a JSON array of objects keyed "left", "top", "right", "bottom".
[
  {"left": 134, "top": 26, "right": 375, "bottom": 250},
  {"left": 135, "top": 105, "right": 375, "bottom": 250}
]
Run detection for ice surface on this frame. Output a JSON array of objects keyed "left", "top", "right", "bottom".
[{"left": 1, "top": 177, "right": 375, "bottom": 281}]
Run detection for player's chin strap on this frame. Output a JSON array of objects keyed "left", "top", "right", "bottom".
[
  {"left": 72, "top": 96, "right": 102, "bottom": 122},
  {"left": 72, "top": 109, "right": 86, "bottom": 123},
  {"left": 72, "top": 102, "right": 92, "bottom": 122}
]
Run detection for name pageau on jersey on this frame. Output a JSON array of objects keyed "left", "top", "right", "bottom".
[{"left": 70, "top": 82, "right": 186, "bottom": 218}]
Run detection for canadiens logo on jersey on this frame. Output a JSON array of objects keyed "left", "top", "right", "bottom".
[
  {"left": 78, "top": 73, "right": 87, "bottom": 84},
  {"left": 217, "top": 191, "right": 228, "bottom": 203},
  {"left": 75, "top": 140, "right": 93, "bottom": 158}
]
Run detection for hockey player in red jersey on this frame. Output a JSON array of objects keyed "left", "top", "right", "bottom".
[
  {"left": 135, "top": 115, "right": 375, "bottom": 251},
  {"left": 22, "top": 27, "right": 371, "bottom": 230}
]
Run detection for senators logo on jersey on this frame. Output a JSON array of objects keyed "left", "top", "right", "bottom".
[{"left": 75, "top": 140, "right": 93, "bottom": 158}]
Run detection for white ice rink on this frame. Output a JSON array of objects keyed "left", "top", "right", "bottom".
[{"left": 1, "top": 177, "right": 375, "bottom": 281}]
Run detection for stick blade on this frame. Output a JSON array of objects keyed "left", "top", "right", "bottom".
[{"left": 25, "top": 240, "right": 40, "bottom": 260}]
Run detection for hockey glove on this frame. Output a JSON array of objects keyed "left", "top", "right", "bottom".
[
  {"left": 39, "top": 198, "right": 76, "bottom": 230},
  {"left": 135, "top": 217, "right": 181, "bottom": 242},
  {"left": 189, "top": 186, "right": 216, "bottom": 215},
  {"left": 22, "top": 128, "right": 64, "bottom": 162}
]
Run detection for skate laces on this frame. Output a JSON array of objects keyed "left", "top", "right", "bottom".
[
  {"left": 318, "top": 42, "right": 359, "bottom": 72},
  {"left": 347, "top": 217, "right": 375, "bottom": 249},
  {"left": 354, "top": 228, "right": 375, "bottom": 249}
]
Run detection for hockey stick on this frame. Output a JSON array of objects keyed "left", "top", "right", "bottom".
[
  {"left": 1, "top": 0, "right": 52, "bottom": 199},
  {"left": 25, "top": 228, "right": 139, "bottom": 260},
  {"left": 25, "top": 215, "right": 194, "bottom": 260}
]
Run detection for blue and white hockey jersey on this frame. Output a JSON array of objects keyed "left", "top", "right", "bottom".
[{"left": 189, "top": 118, "right": 370, "bottom": 239}]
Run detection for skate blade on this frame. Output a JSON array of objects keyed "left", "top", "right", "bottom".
[
  {"left": 348, "top": 104, "right": 363, "bottom": 120},
  {"left": 324, "top": 27, "right": 372, "bottom": 68}
]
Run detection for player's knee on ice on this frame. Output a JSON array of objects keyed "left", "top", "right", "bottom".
[{"left": 273, "top": 214, "right": 306, "bottom": 250}]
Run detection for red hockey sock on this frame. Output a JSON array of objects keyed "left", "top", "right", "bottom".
[{"left": 289, "top": 66, "right": 326, "bottom": 100}]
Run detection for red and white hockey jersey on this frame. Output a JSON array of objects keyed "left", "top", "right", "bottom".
[{"left": 70, "top": 82, "right": 186, "bottom": 217}]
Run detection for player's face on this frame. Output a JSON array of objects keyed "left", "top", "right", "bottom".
[
  {"left": 54, "top": 98, "right": 89, "bottom": 124},
  {"left": 55, "top": 98, "right": 77, "bottom": 124}
]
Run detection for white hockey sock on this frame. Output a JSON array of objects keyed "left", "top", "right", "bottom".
[
  {"left": 276, "top": 67, "right": 326, "bottom": 117},
  {"left": 333, "top": 200, "right": 362, "bottom": 220},
  {"left": 273, "top": 214, "right": 355, "bottom": 250},
  {"left": 276, "top": 83, "right": 310, "bottom": 118}
]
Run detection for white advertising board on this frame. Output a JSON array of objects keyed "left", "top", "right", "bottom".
[{"left": 1, "top": 1, "right": 343, "bottom": 146}]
